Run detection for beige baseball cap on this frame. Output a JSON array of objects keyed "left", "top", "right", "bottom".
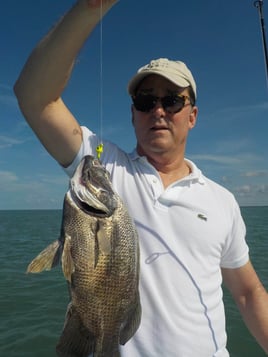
[{"left": 127, "top": 58, "right": 197, "bottom": 99}]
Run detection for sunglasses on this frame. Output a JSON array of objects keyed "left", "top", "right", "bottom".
[{"left": 132, "top": 93, "right": 192, "bottom": 113}]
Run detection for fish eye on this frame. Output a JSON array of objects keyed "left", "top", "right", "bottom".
[{"left": 93, "top": 159, "right": 101, "bottom": 166}]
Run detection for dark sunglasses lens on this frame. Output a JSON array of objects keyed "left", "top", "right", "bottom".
[
  {"left": 163, "top": 96, "right": 185, "bottom": 112},
  {"left": 133, "top": 95, "right": 156, "bottom": 112},
  {"left": 133, "top": 94, "right": 187, "bottom": 113}
]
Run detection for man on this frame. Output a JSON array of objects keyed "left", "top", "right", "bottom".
[{"left": 14, "top": 0, "right": 268, "bottom": 356}]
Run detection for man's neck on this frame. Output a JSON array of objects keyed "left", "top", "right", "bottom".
[{"left": 145, "top": 153, "right": 191, "bottom": 188}]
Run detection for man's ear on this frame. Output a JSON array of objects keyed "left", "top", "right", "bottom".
[{"left": 189, "top": 106, "right": 198, "bottom": 129}]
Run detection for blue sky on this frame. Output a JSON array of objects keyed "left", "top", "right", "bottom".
[{"left": 1, "top": 0, "right": 268, "bottom": 209}]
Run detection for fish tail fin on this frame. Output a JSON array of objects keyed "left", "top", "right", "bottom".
[
  {"left": 56, "top": 304, "right": 94, "bottom": 357},
  {"left": 26, "top": 240, "right": 62, "bottom": 273}
]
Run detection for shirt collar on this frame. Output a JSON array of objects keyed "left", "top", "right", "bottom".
[{"left": 129, "top": 150, "right": 205, "bottom": 185}]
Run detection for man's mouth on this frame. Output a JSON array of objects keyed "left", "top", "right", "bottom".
[{"left": 150, "top": 125, "right": 169, "bottom": 131}]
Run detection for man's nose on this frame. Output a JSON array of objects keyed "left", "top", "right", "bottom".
[{"left": 152, "top": 99, "right": 166, "bottom": 117}]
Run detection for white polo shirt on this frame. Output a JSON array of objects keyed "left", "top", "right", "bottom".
[{"left": 64, "top": 126, "right": 249, "bottom": 357}]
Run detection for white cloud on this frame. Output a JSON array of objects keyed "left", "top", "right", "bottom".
[
  {"left": 0, "top": 84, "right": 12, "bottom": 91},
  {"left": 0, "top": 93, "right": 17, "bottom": 107},
  {"left": 221, "top": 175, "right": 231, "bottom": 183},
  {"left": 0, "top": 171, "right": 36, "bottom": 192},
  {"left": 189, "top": 151, "right": 264, "bottom": 176},
  {"left": 235, "top": 185, "right": 251, "bottom": 195},
  {"left": 0, "top": 170, "right": 18, "bottom": 182},
  {"left": 0, "top": 135, "right": 24, "bottom": 149},
  {"left": 242, "top": 170, "right": 268, "bottom": 178},
  {"left": 233, "top": 183, "right": 268, "bottom": 200},
  {"left": 38, "top": 174, "right": 69, "bottom": 186},
  {"left": 203, "top": 101, "right": 268, "bottom": 123},
  {"left": 0, "top": 170, "right": 68, "bottom": 209},
  {"left": 256, "top": 184, "right": 268, "bottom": 193},
  {"left": 0, "top": 84, "right": 17, "bottom": 106},
  {"left": 0, "top": 170, "right": 67, "bottom": 192},
  {"left": 189, "top": 154, "right": 242, "bottom": 165}
]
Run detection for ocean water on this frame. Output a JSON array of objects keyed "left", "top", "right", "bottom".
[{"left": 0, "top": 207, "right": 267, "bottom": 357}]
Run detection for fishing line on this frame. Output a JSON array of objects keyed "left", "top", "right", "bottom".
[
  {"left": 254, "top": 0, "right": 268, "bottom": 92},
  {"left": 96, "top": 0, "right": 104, "bottom": 160}
]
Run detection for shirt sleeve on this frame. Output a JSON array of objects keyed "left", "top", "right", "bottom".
[
  {"left": 62, "top": 126, "right": 99, "bottom": 177},
  {"left": 62, "top": 126, "right": 127, "bottom": 178},
  {"left": 220, "top": 198, "right": 249, "bottom": 269}
]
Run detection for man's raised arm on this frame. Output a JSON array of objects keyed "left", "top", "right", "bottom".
[{"left": 14, "top": 0, "right": 118, "bottom": 167}]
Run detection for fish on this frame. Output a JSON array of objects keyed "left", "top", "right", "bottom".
[{"left": 26, "top": 155, "right": 141, "bottom": 357}]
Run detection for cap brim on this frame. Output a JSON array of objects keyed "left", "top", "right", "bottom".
[{"left": 127, "top": 70, "right": 190, "bottom": 96}]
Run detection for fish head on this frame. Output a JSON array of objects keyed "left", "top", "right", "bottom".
[{"left": 70, "top": 155, "right": 117, "bottom": 217}]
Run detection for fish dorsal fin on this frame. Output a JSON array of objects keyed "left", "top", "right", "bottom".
[
  {"left": 62, "top": 234, "right": 75, "bottom": 282},
  {"left": 97, "top": 220, "right": 112, "bottom": 255}
]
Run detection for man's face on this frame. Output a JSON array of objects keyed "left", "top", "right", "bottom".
[{"left": 131, "top": 74, "right": 198, "bottom": 160}]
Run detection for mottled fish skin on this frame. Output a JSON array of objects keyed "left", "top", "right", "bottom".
[{"left": 27, "top": 155, "right": 141, "bottom": 357}]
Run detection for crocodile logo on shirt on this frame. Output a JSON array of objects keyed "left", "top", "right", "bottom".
[{"left": 197, "top": 213, "right": 207, "bottom": 221}]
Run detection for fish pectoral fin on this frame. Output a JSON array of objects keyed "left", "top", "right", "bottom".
[
  {"left": 26, "top": 240, "right": 62, "bottom": 274},
  {"left": 62, "top": 234, "right": 75, "bottom": 282},
  {"left": 97, "top": 221, "right": 111, "bottom": 255},
  {"left": 56, "top": 304, "right": 94, "bottom": 357},
  {"left": 119, "top": 297, "right": 142, "bottom": 345}
]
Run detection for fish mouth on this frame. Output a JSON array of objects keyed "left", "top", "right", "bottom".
[
  {"left": 69, "top": 156, "right": 115, "bottom": 217},
  {"left": 69, "top": 185, "right": 110, "bottom": 216}
]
